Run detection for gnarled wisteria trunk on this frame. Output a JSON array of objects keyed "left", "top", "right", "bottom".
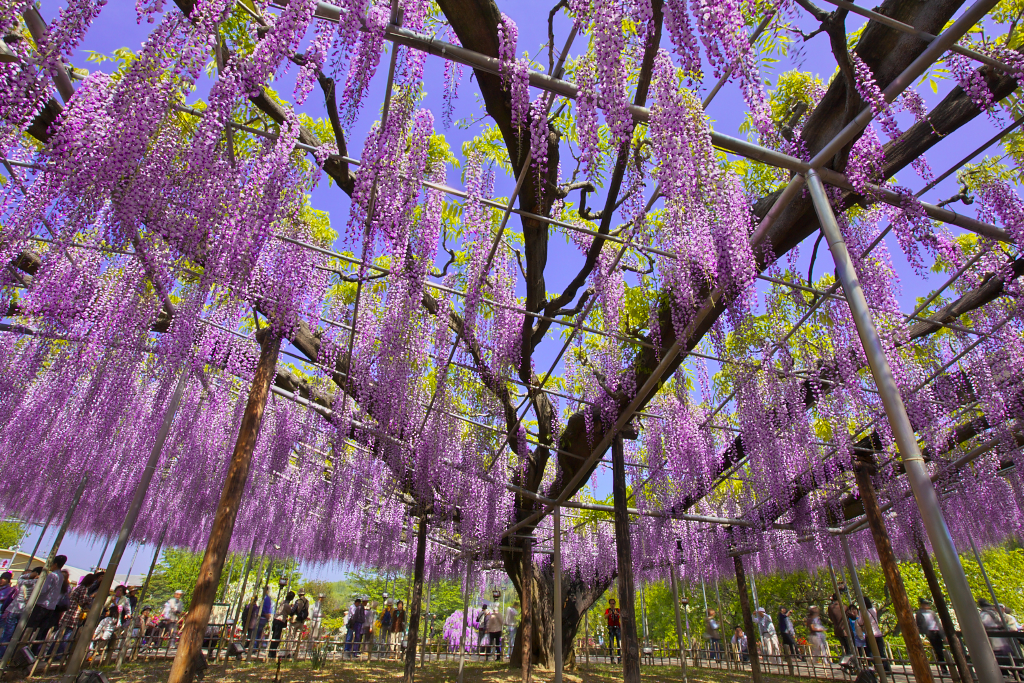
[{"left": 507, "top": 556, "right": 612, "bottom": 671}]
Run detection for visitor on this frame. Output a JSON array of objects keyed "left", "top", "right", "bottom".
[
  {"left": 309, "top": 593, "right": 325, "bottom": 643},
  {"left": 704, "top": 608, "right": 722, "bottom": 661},
  {"left": 847, "top": 603, "right": 867, "bottom": 657},
  {"left": 91, "top": 605, "right": 121, "bottom": 662},
  {"left": 731, "top": 626, "right": 749, "bottom": 662},
  {"left": 361, "top": 599, "right": 376, "bottom": 656},
  {"left": 290, "top": 590, "right": 309, "bottom": 656},
  {"left": 379, "top": 601, "right": 393, "bottom": 657},
  {"left": 504, "top": 602, "right": 518, "bottom": 659},
  {"left": 806, "top": 606, "right": 829, "bottom": 664},
  {"left": 256, "top": 586, "right": 273, "bottom": 652},
  {"left": 485, "top": 605, "right": 503, "bottom": 661},
  {"left": 915, "top": 597, "right": 947, "bottom": 674},
  {"left": 160, "top": 589, "right": 184, "bottom": 644},
  {"left": 1002, "top": 605, "right": 1021, "bottom": 631},
  {"left": 0, "top": 573, "right": 15, "bottom": 616},
  {"left": 127, "top": 587, "right": 139, "bottom": 613},
  {"left": 778, "top": 607, "right": 802, "bottom": 661},
  {"left": 829, "top": 593, "right": 852, "bottom": 655},
  {"left": 755, "top": 607, "right": 779, "bottom": 661},
  {"left": 606, "top": 598, "right": 622, "bottom": 664},
  {"left": 107, "top": 585, "right": 132, "bottom": 625},
  {"left": 26, "top": 555, "right": 68, "bottom": 643},
  {"left": 346, "top": 597, "right": 365, "bottom": 658},
  {"left": 979, "top": 598, "right": 1015, "bottom": 675},
  {"left": 269, "top": 590, "right": 294, "bottom": 659},
  {"left": 864, "top": 598, "right": 890, "bottom": 672},
  {"left": 0, "top": 567, "right": 38, "bottom": 655},
  {"left": 476, "top": 603, "right": 490, "bottom": 655},
  {"left": 390, "top": 599, "right": 406, "bottom": 659},
  {"left": 51, "top": 572, "right": 96, "bottom": 655},
  {"left": 240, "top": 595, "right": 259, "bottom": 649}
]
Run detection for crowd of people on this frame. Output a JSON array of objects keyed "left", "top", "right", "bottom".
[
  {"left": 684, "top": 592, "right": 1024, "bottom": 674},
  {"left": 0, "top": 555, "right": 196, "bottom": 664}
]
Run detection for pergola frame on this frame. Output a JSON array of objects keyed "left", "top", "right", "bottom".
[{"left": 3, "top": 0, "right": 1024, "bottom": 681}]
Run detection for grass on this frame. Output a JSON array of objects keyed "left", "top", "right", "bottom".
[{"left": 92, "top": 660, "right": 818, "bottom": 683}]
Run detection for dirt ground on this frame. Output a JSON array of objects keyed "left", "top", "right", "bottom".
[{"left": 89, "top": 660, "right": 811, "bottom": 683}]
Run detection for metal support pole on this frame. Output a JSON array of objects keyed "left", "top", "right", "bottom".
[
  {"left": 670, "top": 558, "right": 688, "bottom": 683},
  {"left": 62, "top": 371, "right": 189, "bottom": 683},
  {"left": 970, "top": 536, "right": 1007, "bottom": 627},
  {"left": 553, "top": 506, "right": 562, "bottom": 683},
  {"left": 750, "top": 572, "right": 760, "bottom": 611},
  {"left": 806, "top": 167, "right": 1003, "bottom": 683},
  {"left": 841, "top": 534, "right": 889, "bottom": 683},
  {"left": 21, "top": 513, "right": 54, "bottom": 572},
  {"left": 457, "top": 560, "right": 472, "bottom": 683},
  {"left": 94, "top": 535, "right": 111, "bottom": 571},
  {"left": 0, "top": 473, "right": 87, "bottom": 673}
]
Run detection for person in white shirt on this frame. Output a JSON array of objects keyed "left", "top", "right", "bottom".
[
  {"left": 504, "top": 603, "right": 518, "bottom": 659},
  {"left": 26, "top": 555, "right": 68, "bottom": 640},
  {"left": 731, "top": 626, "right": 749, "bottom": 662},
  {"left": 159, "top": 589, "right": 184, "bottom": 641},
  {"left": 755, "top": 607, "right": 780, "bottom": 659}
]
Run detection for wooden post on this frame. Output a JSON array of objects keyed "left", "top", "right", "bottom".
[
  {"left": 119, "top": 522, "right": 169, "bottom": 669},
  {"left": 854, "top": 460, "right": 934, "bottom": 683},
  {"left": 231, "top": 537, "right": 259, "bottom": 627},
  {"left": 612, "top": 434, "right": 641, "bottom": 683},
  {"left": 404, "top": 513, "right": 428, "bottom": 683},
  {"left": 521, "top": 537, "right": 533, "bottom": 683},
  {"left": 915, "top": 538, "right": 970, "bottom": 683},
  {"left": 167, "top": 329, "right": 281, "bottom": 683},
  {"left": 458, "top": 559, "right": 472, "bottom": 683},
  {"left": 734, "top": 553, "right": 762, "bottom": 683}
]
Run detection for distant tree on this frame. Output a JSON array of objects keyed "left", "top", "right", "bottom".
[{"left": 0, "top": 522, "right": 25, "bottom": 551}]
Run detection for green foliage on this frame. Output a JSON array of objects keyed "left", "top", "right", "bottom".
[
  {"left": 335, "top": 568, "right": 467, "bottom": 619},
  {"left": 0, "top": 522, "right": 25, "bottom": 550},
  {"left": 622, "top": 543, "right": 1024, "bottom": 652}
]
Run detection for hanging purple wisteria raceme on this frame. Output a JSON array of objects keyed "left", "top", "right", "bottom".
[{"left": 1, "top": 0, "right": 1024, "bottom": 604}]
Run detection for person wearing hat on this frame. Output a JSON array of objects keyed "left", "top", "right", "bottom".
[
  {"left": 978, "top": 598, "right": 1015, "bottom": 672},
  {"left": 160, "top": 589, "right": 184, "bottom": 638},
  {"left": 289, "top": 590, "right": 309, "bottom": 656},
  {"left": 915, "top": 596, "right": 949, "bottom": 674},
  {"left": 754, "top": 606, "right": 780, "bottom": 661}
]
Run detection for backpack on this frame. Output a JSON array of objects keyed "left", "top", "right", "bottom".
[{"left": 295, "top": 597, "right": 309, "bottom": 621}]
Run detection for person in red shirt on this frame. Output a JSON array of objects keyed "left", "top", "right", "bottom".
[{"left": 605, "top": 598, "right": 621, "bottom": 664}]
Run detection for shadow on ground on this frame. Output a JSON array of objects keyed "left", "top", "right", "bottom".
[{"left": 78, "top": 660, "right": 812, "bottom": 683}]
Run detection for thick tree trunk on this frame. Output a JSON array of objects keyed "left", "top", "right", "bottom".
[
  {"left": 167, "top": 329, "right": 281, "bottom": 683},
  {"left": 734, "top": 554, "right": 762, "bottom": 683},
  {"left": 854, "top": 460, "right": 934, "bottom": 683},
  {"left": 518, "top": 536, "right": 534, "bottom": 682},
  {"left": 508, "top": 556, "right": 613, "bottom": 671},
  {"left": 916, "top": 537, "right": 971, "bottom": 683},
  {"left": 404, "top": 513, "right": 428, "bottom": 683},
  {"left": 612, "top": 435, "right": 641, "bottom": 683}
]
